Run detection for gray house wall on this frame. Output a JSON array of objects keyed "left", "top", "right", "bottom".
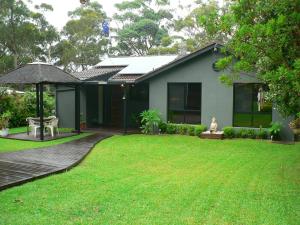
[
  {"left": 148, "top": 51, "right": 294, "bottom": 141},
  {"left": 56, "top": 85, "right": 86, "bottom": 128},
  {"left": 149, "top": 52, "right": 257, "bottom": 129}
]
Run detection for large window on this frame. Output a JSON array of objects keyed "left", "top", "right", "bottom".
[
  {"left": 168, "top": 83, "right": 201, "bottom": 124},
  {"left": 233, "top": 83, "right": 272, "bottom": 127}
]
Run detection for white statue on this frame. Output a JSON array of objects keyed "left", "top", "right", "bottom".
[
  {"left": 257, "top": 87, "right": 264, "bottom": 112},
  {"left": 210, "top": 117, "right": 218, "bottom": 133}
]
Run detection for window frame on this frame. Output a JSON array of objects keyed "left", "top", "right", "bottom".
[
  {"left": 233, "top": 83, "right": 272, "bottom": 128},
  {"left": 167, "top": 82, "right": 202, "bottom": 124}
]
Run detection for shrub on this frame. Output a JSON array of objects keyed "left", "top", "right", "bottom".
[
  {"left": 140, "top": 109, "right": 161, "bottom": 134},
  {"left": 240, "top": 129, "right": 249, "bottom": 138},
  {"left": 223, "top": 126, "right": 234, "bottom": 138},
  {"left": 177, "top": 124, "right": 189, "bottom": 135},
  {"left": 0, "top": 111, "right": 12, "bottom": 129},
  {"left": 247, "top": 129, "right": 257, "bottom": 139},
  {"left": 188, "top": 126, "right": 195, "bottom": 136},
  {"left": 194, "top": 125, "right": 207, "bottom": 137},
  {"left": 257, "top": 128, "right": 269, "bottom": 139},
  {"left": 159, "top": 122, "right": 167, "bottom": 133},
  {"left": 166, "top": 123, "right": 177, "bottom": 134},
  {"left": 269, "top": 122, "right": 282, "bottom": 141},
  {"left": 0, "top": 91, "right": 55, "bottom": 128}
]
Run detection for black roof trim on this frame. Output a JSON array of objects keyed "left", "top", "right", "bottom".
[{"left": 135, "top": 43, "right": 222, "bottom": 83}]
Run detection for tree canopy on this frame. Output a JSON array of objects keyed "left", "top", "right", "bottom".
[
  {"left": 0, "top": 0, "right": 58, "bottom": 73},
  {"left": 53, "top": 2, "right": 108, "bottom": 72},
  {"left": 174, "top": 0, "right": 232, "bottom": 52},
  {"left": 216, "top": 0, "right": 300, "bottom": 117},
  {"left": 113, "top": 0, "right": 174, "bottom": 55}
]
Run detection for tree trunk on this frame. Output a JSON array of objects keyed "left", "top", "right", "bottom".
[{"left": 13, "top": 53, "right": 17, "bottom": 69}]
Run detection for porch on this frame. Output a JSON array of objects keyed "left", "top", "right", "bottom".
[{"left": 56, "top": 83, "right": 149, "bottom": 133}]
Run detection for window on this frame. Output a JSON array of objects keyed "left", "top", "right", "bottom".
[
  {"left": 168, "top": 83, "right": 201, "bottom": 124},
  {"left": 233, "top": 83, "right": 272, "bottom": 128}
]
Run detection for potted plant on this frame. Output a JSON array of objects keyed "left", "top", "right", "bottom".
[
  {"left": 289, "top": 112, "right": 300, "bottom": 135},
  {"left": 0, "top": 111, "right": 12, "bottom": 137},
  {"left": 269, "top": 122, "right": 281, "bottom": 141}
]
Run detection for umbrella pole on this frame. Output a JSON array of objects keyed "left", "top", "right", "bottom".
[
  {"left": 39, "top": 83, "right": 44, "bottom": 141},
  {"left": 36, "top": 84, "right": 40, "bottom": 117}
]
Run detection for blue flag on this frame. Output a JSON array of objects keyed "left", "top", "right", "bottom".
[{"left": 102, "top": 20, "right": 110, "bottom": 37}]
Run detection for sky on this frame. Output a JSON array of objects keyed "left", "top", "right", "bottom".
[{"left": 27, "top": 0, "right": 200, "bottom": 31}]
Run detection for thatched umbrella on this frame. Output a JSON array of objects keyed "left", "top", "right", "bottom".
[{"left": 0, "top": 62, "right": 81, "bottom": 140}]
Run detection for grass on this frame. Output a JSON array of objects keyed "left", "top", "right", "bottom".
[
  {"left": 0, "top": 135, "right": 299, "bottom": 224},
  {"left": 0, "top": 127, "right": 92, "bottom": 153}
]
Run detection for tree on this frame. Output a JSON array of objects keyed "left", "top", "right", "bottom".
[
  {"left": 216, "top": 0, "right": 300, "bottom": 117},
  {"left": 174, "top": 0, "right": 233, "bottom": 52},
  {"left": 0, "top": 0, "right": 58, "bottom": 73},
  {"left": 113, "top": 0, "right": 174, "bottom": 55},
  {"left": 53, "top": 2, "right": 108, "bottom": 72}
]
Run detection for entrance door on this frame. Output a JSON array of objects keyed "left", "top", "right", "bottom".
[{"left": 110, "top": 85, "right": 123, "bottom": 127}]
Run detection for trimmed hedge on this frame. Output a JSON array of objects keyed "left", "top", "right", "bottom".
[
  {"left": 166, "top": 123, "right": 177, "bottom": 134},
  {"left": 223, "top": 126, "right": 234, "bottom": 138},
  {"left": 165, "top": 123, "right": 207, "bottom": 136},
  {"left": 222, "top": 126, "right": 269, "bottom": 140},
  {"left": 194, "top": 125, "right": 207, "bottom": 136}
]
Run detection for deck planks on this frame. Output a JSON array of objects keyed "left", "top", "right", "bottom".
[{"left": 0, "top": 132, "right": 111, "bottom": 191}]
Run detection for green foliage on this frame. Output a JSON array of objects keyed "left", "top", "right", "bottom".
[
  {"left": 240, "top": 129, "right": 249, "bottom": 139},
  {"left": 113, "top": 0, "right": 174, "bottom": 55},
  {"left": 188, "top": 126, "right": 195, "bottom": 136},
  {"left": 54, "top": 2, "right": 108, "bottom": 72},
  {"left": 140, "top": 109, "right": 161, "bottom": 134},
  {"left": 257, "top": 128, "right": 269, "bottom": 139},
  {"left": 247, "top": 129, "right": 257, "bottom": 139},
  {"left": 218, "top": 0, "right": 300, "bottom": 117},
  {"left": 269, "top": 122, "right": 282, "bottom": 141},
  {"left": 0, "top": 0, "right": 58, "bottom": 72},
  {"left": 166, "top": 123, "right": 177, "bottom": 134},
  {"left": 158, "top": 122, "right": 167, "bottom": 133},
  {"left": 0, "top": 91, "right": 55, "bottom": 128},
  {"left": 0, "top": 111, "right": 11, "bottom": 129},
  {"left": 177, "top": 124, "right": 189, "bottom": 135},
  {"left": 194, "top": 125, "right": 207, "bottom": 137},
  {"left": 223, "top": 126, "right": 234, "bottom": 139},
  {"left": 174, "top": 0, "right": 232, "bottom": 52}
]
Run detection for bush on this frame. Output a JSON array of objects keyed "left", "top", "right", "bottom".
[
  {"left": 240, "top": 129, "right": 249, "bottom": 138},
  {"left": 223, "top": 126, "right": 234, "bottom": 139},
  {"left": 166, "top": 123, "right": 177, "bottom": 134},
  {"left": 140, "top": 109, "right": 161, "bottom": 134},
  {"left": 0, "top": 111, "right": 12, "bottom": 129},
  {"left": 188, "top": 126, "right": 195, "bottom": 136},
  {"left": 269, "top": 122, "right": 282, "bottom": 140},
  {"left": 257, "top": 128, "right": 269, "bottom": 139},
  {"left": 247, "top": 129, "right": 257, "bottom": 139},
  {"left": 159, "top": 122, "right": 167, "bottom": 133},
  {"left": 194, "top": 125, "right": 207, "bottom": 137},
  {"left": 0, "top": 91, "right": 55, "bottom": 128},
  {"left": 177, "top": 124, "right": 189, "bottom": 135}
]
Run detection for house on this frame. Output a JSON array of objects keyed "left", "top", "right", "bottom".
[{"left": 56, "top": 43, "right": 294, "bottom": 140}]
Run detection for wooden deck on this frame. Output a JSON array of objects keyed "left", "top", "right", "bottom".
[
  {"left": 0, "top": 132, "right": 111, "bottom": 191},
  {"left": 3, "top": 132, "right": 76, "bottom": 141}
]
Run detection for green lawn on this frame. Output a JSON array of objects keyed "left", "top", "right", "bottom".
[
  {"left": 0, "top": 135, "right": 299, "bottom": 224},
  {"left": 0, "top": 127, "right": 92, "bottom": 153}
]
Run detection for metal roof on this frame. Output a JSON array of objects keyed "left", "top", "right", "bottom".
[
  {"left": 73, "top": 66, "right": 124, "bottom": 81},
  {"left": 0, "top": 63, "right": 80, "bottom": 84},
  {"left": 96, "top": 55, "right": 178, "bottom": 75},
  {"left": 135, "top": 43, "right": 222, "bottom": 83}
]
